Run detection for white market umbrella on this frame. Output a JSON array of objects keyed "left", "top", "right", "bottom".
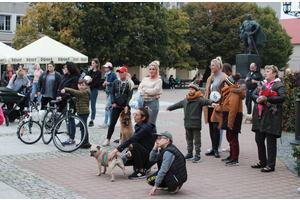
[
  {"left": 0, "top": 42, "right": 17, "bottom": 64},
  {"left": 8, "top": 36, "right": 88, "bottom": 64}
]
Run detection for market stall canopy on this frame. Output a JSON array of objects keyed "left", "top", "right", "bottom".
[
  {"left": 8, "top": 36, "right": 88, "bottom": 64},
  {"left": 0, "top": 42, "right": 17, "bottom": 64}
]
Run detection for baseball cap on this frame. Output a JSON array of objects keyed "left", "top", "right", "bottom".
[
  {"left": 116, "top": 66, "right": 128, "bottom": 73},
  {"left": 153, "top": 131, "right": 173, "bottom": 142},
  {"left": 103, "top": 62, "right": 112, "bottom": 68}
]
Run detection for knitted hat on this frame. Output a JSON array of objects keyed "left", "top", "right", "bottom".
[
  {"left": 225, "top": 73, "right": 241, "bottom": 86},
  {"left": 188, "top": 78, "right": 200, "bottom": 91}
]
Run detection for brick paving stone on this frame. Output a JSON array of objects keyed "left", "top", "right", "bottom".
[{"left": 1, "top": 89, "right": 300, "bottom": 198}]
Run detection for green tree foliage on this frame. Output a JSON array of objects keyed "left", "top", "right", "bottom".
[
  {"left": 182, "top": 2, "right": 293, "bottom": 70},
  {"left": 13, "top": 3, "right": 85, "bottom": 52},
  {"left": 182, "top": 2, "right": 248, "bottom": 69},
  {"left": 14, "top": 2, "right": 195, "bottom": 69},
  {"left": 250, "top": 4, "right": 294, "bottom": 70}
]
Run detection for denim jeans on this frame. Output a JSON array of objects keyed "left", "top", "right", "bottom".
[
  {"left": 104, "top": 93, "right": 112, "bottom": 125},
  {"left": 31, "top": 82, "right": 42, "bottom": 103},
  {"left": 90, "top": 89, "right": 98, "bottom": 120}
]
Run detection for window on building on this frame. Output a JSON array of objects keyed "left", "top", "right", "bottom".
[
  {"left": 0, "top": 15, "right": 11, "bottom": 31},
  {"left": 16, "top": 16, "right": 21, "bottom": 25}
]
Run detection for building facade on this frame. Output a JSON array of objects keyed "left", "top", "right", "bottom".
[{"left": 0, "top": 2, "right": 30, "bottom": 46}]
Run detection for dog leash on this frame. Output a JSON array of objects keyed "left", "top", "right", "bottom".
[{"left": 105, "top": 106, "right": 125, "bottom": 111}]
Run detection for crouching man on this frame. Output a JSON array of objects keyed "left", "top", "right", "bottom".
[{"left": 147, "top": 131, "right": 187, "bottom": 195}]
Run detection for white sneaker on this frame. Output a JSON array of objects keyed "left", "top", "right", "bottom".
[
  {"left": 98, "top": 123, "right": 109, "bottom": 128},
  {"left": 102, "top": 139, "right": 110, "bottom": 146},
  {"left": 222, "top": 146, "right": 230, "bottom": 152}
]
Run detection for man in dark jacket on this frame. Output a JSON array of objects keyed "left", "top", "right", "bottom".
[
  {"left": 148, "top": 131, "right": 187, "bottom": 195},
  {"left": 244, "top": 63, "right": 263, "bottom": 115}
]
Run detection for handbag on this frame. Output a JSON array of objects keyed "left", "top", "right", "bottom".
[
  {"left": 115, "top": 95, "right": 125, "bottom": 106},
  {"left": 221, "top": 111, "right": 243, "bottom": 133}
]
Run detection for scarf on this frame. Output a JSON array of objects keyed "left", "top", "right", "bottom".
[
  {"left": 187, "top": 91, "right": 204, "bottom": 100},
  {"left": 104, "top": 70, "right": 111, "bottom": 80},
  {"left": 221, "top": 84, "right": 239, "bottom": 97}
]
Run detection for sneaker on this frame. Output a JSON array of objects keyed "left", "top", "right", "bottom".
[
  {"left": 184, "top": 153, "right": 193, "bottom": 160},
  {"left": 222, "top": 146, "right": 230, "bottom": 152},
  {"left": 157, "top": 187, "right": 168, "bottom": 191},
  {"left": 102, "top": 139, "right": 110, "bottom": 146},
  {"left": 128, "top": 171, "right": 146, "bottom": 179},
  {"left": 144, "top": 168, "right": 151, "bottom": 175},
  {"left": 88, "top": 121, "right": 94, "bottom": 127},
  {"left": 98, "top": 122, "right": 109, "bottom": 128},
  {"left": 192, "top": 154, "right": 201, "bottom": 163},
  {"left": 221, "top": 156, "right": 232, "bottom": 162},
  {"left": 62, "top": 138, "right": 75, "bottom": 145},
  {"left": 169, "top": 185, "right": 182, "bottom": 194},
  {"left": 225, "top": 160, "right": 239, "bottom": 166}
]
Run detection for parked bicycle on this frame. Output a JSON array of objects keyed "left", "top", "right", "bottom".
[
  {"left": 17, "top": 101, "right": 42, "bottom": 144},
  {"left": 41, "top": 93, "right": 87, "bottom": 152}
]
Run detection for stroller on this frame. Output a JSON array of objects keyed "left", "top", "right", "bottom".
[{"left": 0, "top": 86, "right": 32, "bottom": 126}]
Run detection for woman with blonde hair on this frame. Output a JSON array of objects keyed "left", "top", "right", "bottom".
[
  {"left": 137, "top": 60, "right": 163, "bottom": 125},
  {"left": 86, "top": 58, "right": 102, "bottom": 127},
  {"left": 31, "top": 63, "right": 43, "bottom": 104},
  {"left": 7, "top": 69, "right": 30, "bottom": 92},
  {"left": 203, "top": 56, "right": 227, "bottom": 158},
  {"left": 102, "top": 66, "right": 134, "bottom": 146}
]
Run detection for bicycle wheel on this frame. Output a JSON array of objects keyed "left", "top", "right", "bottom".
[
  {"left": 52, "top": 114, "right": 87, "bottom": 153},
  {"left": 17, "top": 120, "right": 42, "bottom": 144},
  {"left": 41, "top": 110, "right": 54, "bottom": 144}
]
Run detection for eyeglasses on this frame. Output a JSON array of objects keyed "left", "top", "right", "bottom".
[{"left": 156, "top": 137, "right": 168, "bottom": 141}]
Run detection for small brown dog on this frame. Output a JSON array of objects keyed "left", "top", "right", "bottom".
[
  {"left": 119, "top": 110, "right": 134, "bottom": 144},
  {"left": 90, "top": 146, "right": 127, "bottom": 182}
]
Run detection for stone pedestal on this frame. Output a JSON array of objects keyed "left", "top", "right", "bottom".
[{"left": 236, "top": 54, "right": 261, "bottom": 84}]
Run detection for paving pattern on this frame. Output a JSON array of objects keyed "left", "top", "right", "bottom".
[{"left": 0, "top": 89, "right": 299, "bottom": 199}]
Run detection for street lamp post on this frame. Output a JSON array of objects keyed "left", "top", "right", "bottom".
[
  {"left": 283, "top": 2, "right": 292, "bottom": 14},
  {"left": 291, "top": 70, "right": 300, "bottom": 145}
]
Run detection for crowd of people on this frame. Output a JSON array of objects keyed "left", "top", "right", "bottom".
[{"left": 0, "top": 57, "right": 286, "bottom": 194}]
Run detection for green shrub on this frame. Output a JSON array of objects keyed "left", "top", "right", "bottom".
[
  {"left": 281, "top": 71, "right": 299, "bottom": 132},
  {"left": 292, "top": 144, "right": 300, "bottom": 171}
]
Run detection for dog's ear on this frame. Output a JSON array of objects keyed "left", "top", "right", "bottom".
[
  {"left": 97, "top": 146, "right": 101, "bottom": 150},
  {"left": 121, "top": 111, "right": 125, "bottom": 117}
]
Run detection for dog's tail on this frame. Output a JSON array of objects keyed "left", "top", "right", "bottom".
[{"left": 114, "top": 156, "right": 120, "bottom": 164}]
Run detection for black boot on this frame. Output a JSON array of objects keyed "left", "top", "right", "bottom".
[
  {"left": 214, "top": 149, "right": 220, "bottom": 158},
  {"left": 205, "top": 149, "right": 215, "bottom": 156}
]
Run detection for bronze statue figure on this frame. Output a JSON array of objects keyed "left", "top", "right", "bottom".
[{"left": 239, "top": 14, "right": 266, "bottom": 54}]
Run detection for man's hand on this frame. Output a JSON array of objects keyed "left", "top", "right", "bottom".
[
  {"left": 211, "top": 103, "right": 219, "bottom": 108},
  {"left": 37, "top": 92, "right": 41, "bottom": 96},
  {"left": 56, "top": 97, "right": 62, "bottom": 101}
]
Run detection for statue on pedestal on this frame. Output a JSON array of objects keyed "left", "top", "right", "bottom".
[{"left": 239, "top": 14, "right": 266, "bottom": 54}]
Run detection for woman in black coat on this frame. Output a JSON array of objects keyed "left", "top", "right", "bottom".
[
  {"left": 2, "top": 64, "right": 15, "bottom": 87},
  {"left": 107, "top": 106, "right": 156, "bottom": 179},
  {"left": 56, "top": 61, "right": 80, "bottom": 145},
  {"left": 251, "top": 65, "right": 285, "bottom": 172},
  {"left": 102, "top": 66, "right": 134, "bottom": 146}
]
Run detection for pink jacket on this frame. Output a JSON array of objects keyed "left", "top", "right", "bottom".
[{"left": 0, "top": 106, "right": 4, "bottom": 125}]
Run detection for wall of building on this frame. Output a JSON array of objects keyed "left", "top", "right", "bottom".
[
  {"left": 0, "top": 2, "right": 30, "bottom": 45},
  {"left": 287, "top": 44, "right": 300, "bottom": 72}
]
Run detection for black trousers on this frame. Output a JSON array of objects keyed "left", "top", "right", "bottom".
[
  {"left": 147, "top": 171, "right": 167, "bottom": 187},
  {"left": 208, "top": 107, "right": 220, "bottom": 151},
  {"left": 245, "top": 89, "right": 253, "bottom": 114},
  {"left": 255, "top": 131, "right": 277, "bottom": 168},
  {"left": 106, "top": 107, "right": 123, "bottom": 140},
  {"left": 124, "top": 142, "right": 152, "bottom": 170},
  {"left": 41, "top": 97, "right": 55, "bottom": 110}
]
